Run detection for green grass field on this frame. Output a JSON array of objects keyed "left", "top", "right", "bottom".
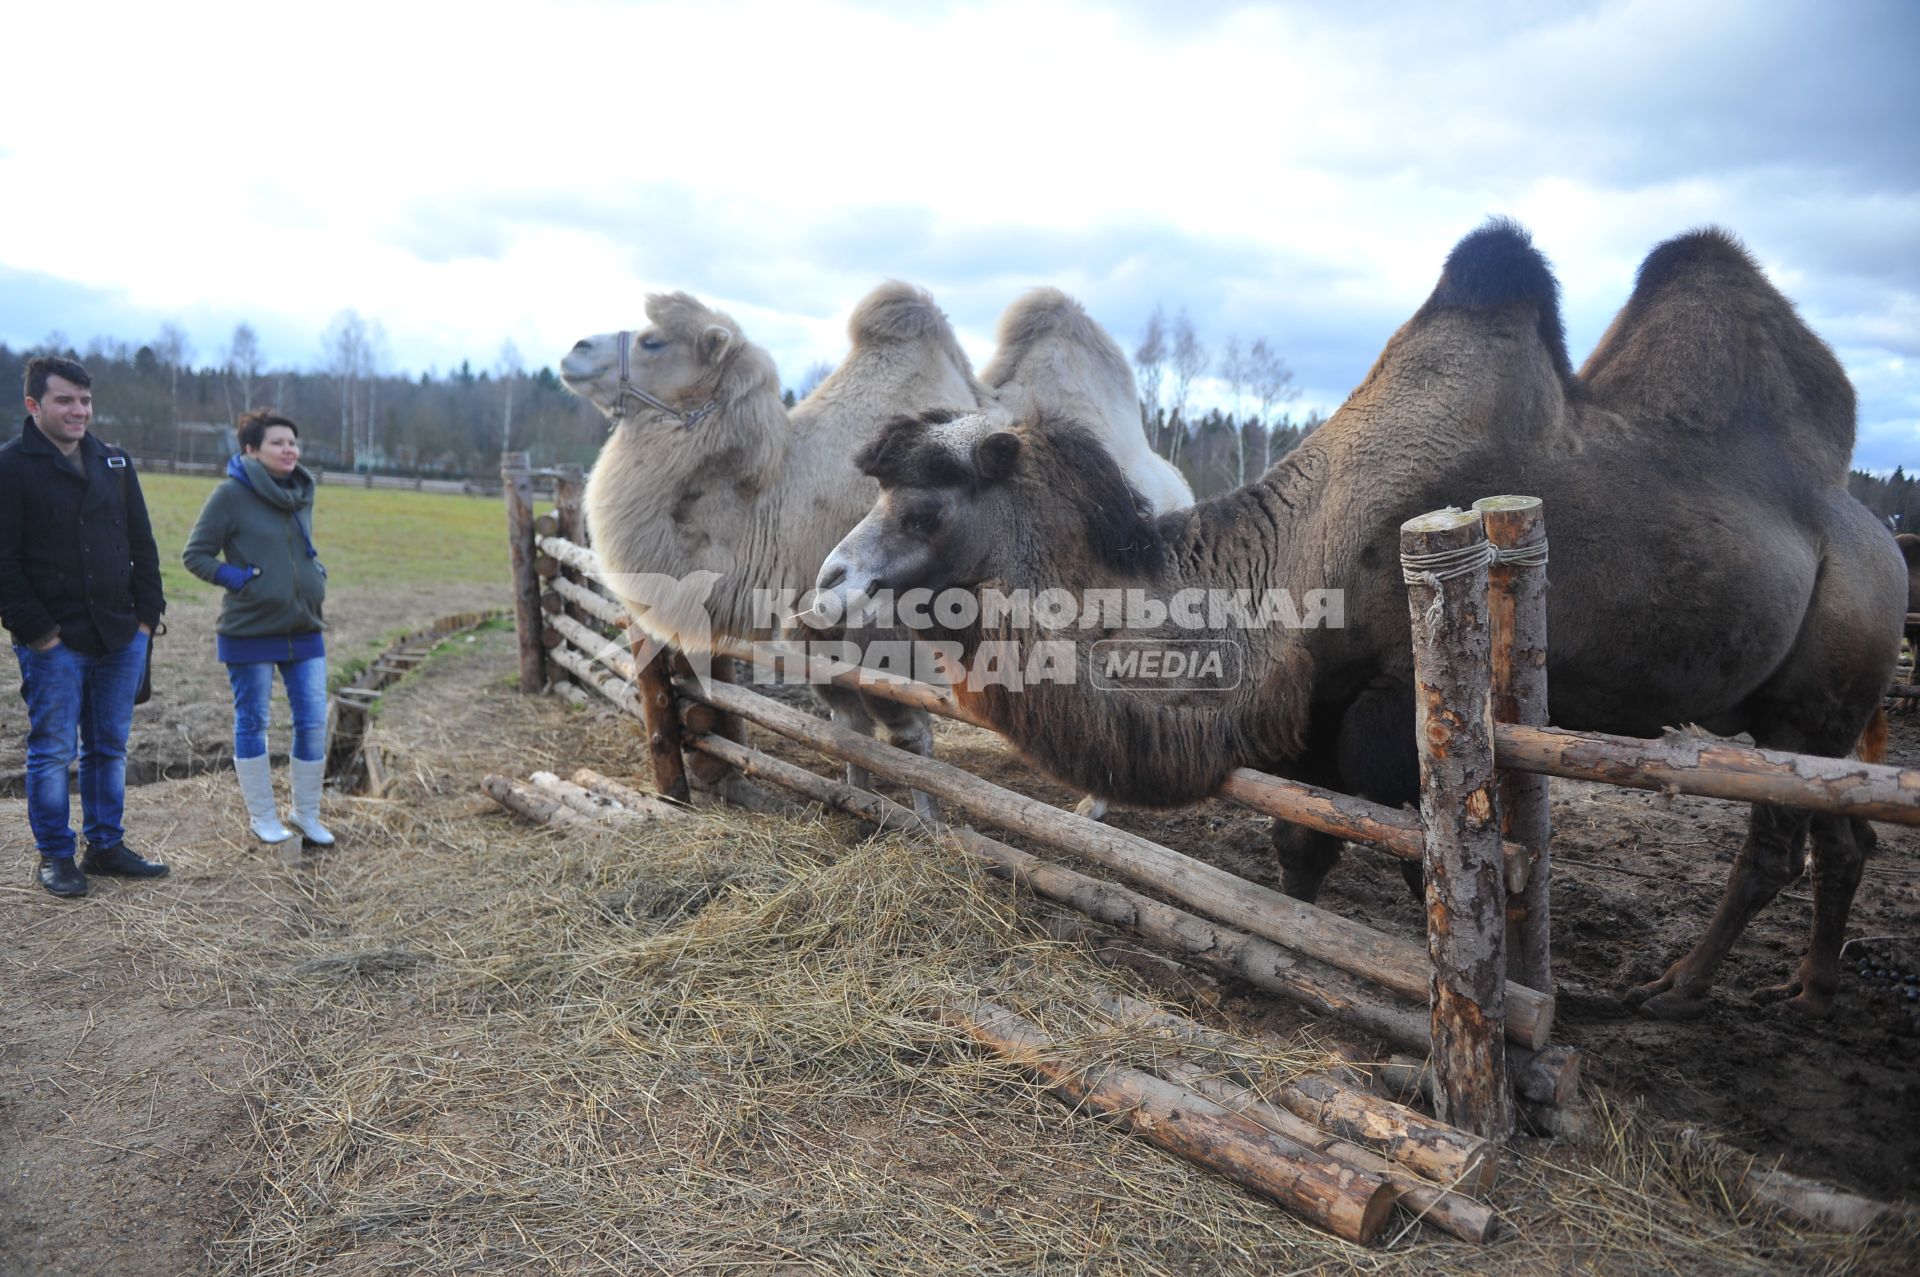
[{"left": 141, "top": 473, "right": 515, "bottom": 602}]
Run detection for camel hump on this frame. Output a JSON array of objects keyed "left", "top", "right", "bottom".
[
  {"left": 1630, "top": 226, "right": 1761, "bottom": 298},
  {"left": 647, "top": 290, "right": 729, "bottom": 334},
  {"left": 981, "top": 287, "right": 1132, "bottom": 390},
  {"left": 1582, "top": 226, "right": 1856, "bottom": 480},
  {"left": 1421, "top": 217, "right": 1573, "bottom": 382},
  {"left": 847, "top": 281, "right": 955, "bottom": 348}
]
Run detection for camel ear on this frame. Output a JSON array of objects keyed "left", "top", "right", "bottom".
[
  {"left": 974, "top": 431, "right": 1022, "bottom": 482},
  {"left": 697, "top": 324, "right": 733, "bottom": 364}
]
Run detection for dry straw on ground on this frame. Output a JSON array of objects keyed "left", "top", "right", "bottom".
[{"left": 105, "top": 637, "right": 1918, "bottom": 1275}]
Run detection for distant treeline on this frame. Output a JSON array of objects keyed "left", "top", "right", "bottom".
[
  {"left": 1, "top": 332, "right": 605, "bottom": 475},
  {"left": 1849, "top": 469, "right": 1920, "bottom": 531}
]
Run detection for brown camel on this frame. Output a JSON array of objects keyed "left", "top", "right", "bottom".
[{"left": 815, "top": 220, "right": 1906, "bottom": 1021}]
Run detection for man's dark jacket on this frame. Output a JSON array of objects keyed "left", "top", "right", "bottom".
[{"left": 0, "top": 417, "right": 165, "bottom": 654}]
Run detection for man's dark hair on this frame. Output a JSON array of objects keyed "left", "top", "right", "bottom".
[
  {"left": 24, "top": 356, "right": 91, "bottom": 402},
  {"left": 236, "top": 409, "right": 300, "bottom": 453}
]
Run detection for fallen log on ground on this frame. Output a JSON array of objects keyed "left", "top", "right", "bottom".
[
  {"left": 1153, "top": 1057, "right": 1498, "bottom": 1243},
  {"left": 1091, "top": 990, "right": 1497, "bottom": 1193},
  {"left": 481, "top": 774, "right": 587, "bottom": 827},
  {"left": 528, "top": 771, "right": 683, "bottom": 824},
  {"left": 947, "top": 999, "right": 1397, "bottom": 1245}
]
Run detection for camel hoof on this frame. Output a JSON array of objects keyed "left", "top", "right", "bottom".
[
  {"left": 1637, "top": 988, "right": 1710, "bottom": 1021},
  {"left": 1072, "top": 794, "right": 1108, "bottom": 822},
  {"left": 1784, "top": 992, "right": 1836, "bottom": 1020},
  {"left": 1755, "top": 980, "right": 1835, "bottom": 1019}
]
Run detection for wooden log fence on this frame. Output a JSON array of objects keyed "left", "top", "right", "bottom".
[{"left": 507, "top": 494, "right": 1920, "bottom": 1189}]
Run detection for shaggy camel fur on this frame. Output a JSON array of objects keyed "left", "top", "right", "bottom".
[
  {"left": 816, "top": 220, "right": 1905, "bottom": 1021},
  {"left": 562, "top": 283, "right": 984, "bottom": 814},
  {"left": 561, "top": 283, "right": 1184, "bottom": 816}
]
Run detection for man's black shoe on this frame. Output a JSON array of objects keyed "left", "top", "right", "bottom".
[
  {"left": 81, "top": 842, "right": 170, "bottom": 879},
  {"left": 37, "top": 856, "right": 89, "bottom": 898}
]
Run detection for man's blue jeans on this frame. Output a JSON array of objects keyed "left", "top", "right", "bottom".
[
  {"left": 226, "top": 655, "right": 328, "bottom": 763},
  {"left": 13, "top": 631, "right": 148, "bottom": 859}
]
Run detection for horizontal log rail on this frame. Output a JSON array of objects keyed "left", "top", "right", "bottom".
[
  {"left": 1494, "top": 723, "right": 1920, "bottom": 826},
  {"left": 675, "top": 670, "right": 1554, "bottom": 1050},
  {"left": 535, "top": 533, "right": 1920, "bottom": 837},
  {"left": 684, "top": 729, "right": 1578, "bottom": 1110},
  {"left": 704, "top": 634, "right": 1535, "bottom": 880}
]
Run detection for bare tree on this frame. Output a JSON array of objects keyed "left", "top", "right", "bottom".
[
  {"left": 223, "top": 323, "right": 263, "bottom": 420},
  {"left": 1167, "top": 310, "right": 1205, "bottom": 466},
  {"left": 1248, "top": 338, "right": 1298, "bottom": 473},
  {"left": 497, "top": 339, "right": 525, "bottom": 454},
  {"left": 322, "top": 310, "right": 369, "bottom": 464},
  {"left": 1133, "top": 306, "right": 1167, "bottom": 455},
  {"left": 1218, "top": 335, "right": 1252, "bottom": 485},
  {"left": 153, "top": 322, "right": 191, "bottom": 429},
  {"left": 363, "top": 320, "right": 389, "bottom": 464}
]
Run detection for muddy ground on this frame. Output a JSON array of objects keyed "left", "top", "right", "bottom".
[{"left": 2, "top": 612, "right": 1915, "bottom": 1273}]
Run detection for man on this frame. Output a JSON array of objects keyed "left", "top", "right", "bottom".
[{"left": 0, "top": 356, "right": 168, "bottom": 897}]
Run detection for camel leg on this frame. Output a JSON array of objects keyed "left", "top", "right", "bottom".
[
  {"left": 857, "top": 694, "right": 942, "bottom": 828},
  {"left": 694, "top": 657, "right": 803, "bottom": 815},
  {"left": 1271, "top": 821, "right": 1343, "bottom": 903},
  {"left": 1752, "top": 816, "right": 1874, "bottom": 1018},
  {"left": 813, "top": 683, "right": 878, "bottom": 792},
  {"left": 1628, "top": 802, "right": 1808, "bottom": 1020}
]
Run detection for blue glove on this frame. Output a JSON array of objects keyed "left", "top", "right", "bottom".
[{"left": 214, "top": 564, "right": 261, "bottom": 592}]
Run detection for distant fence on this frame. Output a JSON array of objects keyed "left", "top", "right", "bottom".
[{"left": 127, "top": 454, "right": 554, "bottom": 499}]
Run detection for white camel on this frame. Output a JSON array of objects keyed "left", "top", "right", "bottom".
[
  {"left": 982, "top": 287, "right": 1192, "bottom": 514},
  {"left": 562, "top": 283, "right": 979, "bottom": 817}
]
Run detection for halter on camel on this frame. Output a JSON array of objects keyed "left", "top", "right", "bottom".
[{"left": 608, "top": 330, "right": 718, "bottom": 432}]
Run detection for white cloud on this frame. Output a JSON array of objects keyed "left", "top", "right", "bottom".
[{"left": 2, "top": 0, "right": 1915, "bottom": 468}]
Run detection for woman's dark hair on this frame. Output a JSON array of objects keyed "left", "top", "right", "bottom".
[{"left": 236, "top": 410, "right": 299, "bottom": 453}]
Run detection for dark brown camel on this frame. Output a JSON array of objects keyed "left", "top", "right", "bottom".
[{"left": 814, "top": 221, "right": 1906, "bottom": 1021}]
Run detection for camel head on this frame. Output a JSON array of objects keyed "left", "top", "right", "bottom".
[
  {"left": 559, "top": 292, "right": 777, "bottom": 432},
  {"left": 815, "top": 407, "right": 1163, "bottom": 626}
]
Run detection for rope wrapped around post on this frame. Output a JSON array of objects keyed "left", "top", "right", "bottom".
[{"left": 1401, "top": 508, "right": 1514, "bottom": 1142}]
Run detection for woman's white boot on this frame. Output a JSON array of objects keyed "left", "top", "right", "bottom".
[
  {"left": 287, "top": 757, "right": 336, "bottom": 847},
  {"left": 235, "top": 753, "right": 295, "bottom": 844}
]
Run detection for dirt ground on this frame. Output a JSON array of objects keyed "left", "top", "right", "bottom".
[
  {"left": 2, "top": 614, "right": 1916, "bottom": 1274},
  {"left": 0, "top": 581, "right": 502, "bottom": 1276}
]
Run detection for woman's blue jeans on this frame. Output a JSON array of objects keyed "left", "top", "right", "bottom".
[
  {"left": 13, "top": 631, "right": 148, "bottom": 858},
  {"left": 227, "top": 655, "right": 329, "bottom": 763}
]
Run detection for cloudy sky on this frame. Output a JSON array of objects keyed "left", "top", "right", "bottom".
[{"left": 4, "top": 0, "right": 1916, "bottom": 469}]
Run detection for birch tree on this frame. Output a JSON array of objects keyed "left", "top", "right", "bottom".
[
  {"left": 224, "top": 323, "right": 263, "bottom": 419},
  {"left": 1167, "top": 310, "right": 1205, "bottom": 466},
  {"left": 1133, "top": 306, "right": 1167, "bottom": 455},
  {"left": 1248, "top": 338, "right": 1297, "bottom": 472}
]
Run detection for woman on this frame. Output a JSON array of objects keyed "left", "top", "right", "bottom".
[{"left": 182, "top": 410, "right": 334, "bottom": 847}]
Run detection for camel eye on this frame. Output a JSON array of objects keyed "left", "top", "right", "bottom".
[
  {"left": 638, "top": 335, "right": 666, "bottom": 352},
  {"left": 904, "top": 504, "right": 941, "bottom": 536}
]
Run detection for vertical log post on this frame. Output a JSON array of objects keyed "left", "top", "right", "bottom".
[
  {"left": 1474, "top": 495, "right": 1553, "bottom": 995},
  {"left": 634, "top": 641, "right": 691, "bottom": 805},
  {"left": 551, "top": 464, "right": 591, "bottom": 673},
  {"left": 502, "top": 451, "right": 546, "bottom": 694},
  {"left": 1401, "top": 507, "right": 1513, "bottom": 1141}
]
